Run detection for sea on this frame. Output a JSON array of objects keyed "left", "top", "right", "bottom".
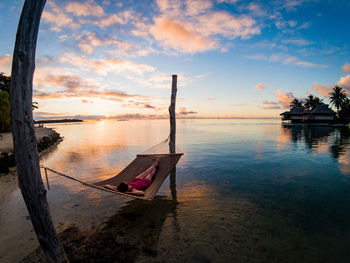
[{"left": 2, "top": 118, "right": 350, "bottom": 262}]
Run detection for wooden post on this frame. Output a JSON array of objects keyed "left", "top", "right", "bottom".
[
  {"left": 169, "top": 75, "right": 177, "bottom": 200},
  {"left": 10, "top": 0, "right": 68, "bottom": 262},
  {"left": 169, "top": 75, "right": 177, "bottom": 154}
]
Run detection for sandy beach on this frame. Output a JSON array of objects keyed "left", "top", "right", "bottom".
[{"left": 0, "top": 127, "right": 62, "bottom": 262}]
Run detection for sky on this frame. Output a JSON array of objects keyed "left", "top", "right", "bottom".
[{"left": 0, "top": 0, "right": 350, "bottom": 120}]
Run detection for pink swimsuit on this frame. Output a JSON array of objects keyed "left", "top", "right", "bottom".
[{"left": 128, "top": 178, "right": 151, "bottom": 191}]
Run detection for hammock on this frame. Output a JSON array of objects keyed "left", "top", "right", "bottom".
[{"left": 40, "top": 138, "right": 183, "bottom": 200}]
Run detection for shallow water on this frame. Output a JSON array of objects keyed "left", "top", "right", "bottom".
[{"left": 2, "top": 119, "right": 350, "bottom": 262}]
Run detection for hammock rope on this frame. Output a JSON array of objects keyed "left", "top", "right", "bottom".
[{"left": 40, "top": 151, "right": 183, "bottom": 200}]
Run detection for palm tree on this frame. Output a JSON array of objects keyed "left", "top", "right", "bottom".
[
  {"left": 329, "top": 86, "right": 347, "bottom": 113},
  {"left": 304, "top": 95, "right": 323, "bottom": 110},
  {"left": 339, "top": 98, "right": 350, "bottom": 118},
  {"left": 290, "top": 98, "right": 304, "bottom": 109}
]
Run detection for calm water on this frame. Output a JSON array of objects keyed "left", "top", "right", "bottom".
[{"left": 4, "top": 119, "right": 350, "bottom": 262}]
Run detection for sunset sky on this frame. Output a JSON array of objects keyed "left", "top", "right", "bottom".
[{"left": 0, "top": 0, "right": 350, "bottom": 119}]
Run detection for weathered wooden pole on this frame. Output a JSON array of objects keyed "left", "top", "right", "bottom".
[
  {"left": 169, "top": 75, "right": 177, "bottom": 154},
  {"left": 169, "top": 75, "right": 177, "bottom": 200},
  {"left": 11, "top": 0, "right": 68, "bottom": 262}
]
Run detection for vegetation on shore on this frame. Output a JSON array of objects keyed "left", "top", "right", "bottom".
[
  {"left": 35, "top": 119, "right": 83, "bottom": 124},
  {"left": 0, "top": 73, "right": 11, "bottom": 132},
  {"left": 290, "top": 86, "right": 350, "bottom": 119}
]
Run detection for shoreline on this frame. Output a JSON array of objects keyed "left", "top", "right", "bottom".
[{"left": 0, "top": 127, "right": 62, "bottom": 174}]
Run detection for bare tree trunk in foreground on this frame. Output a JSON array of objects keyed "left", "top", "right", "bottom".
[{"left": 11, "top": 0, "right": 68, "bottom": 262}]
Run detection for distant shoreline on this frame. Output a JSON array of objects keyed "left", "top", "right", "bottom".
[{"left": 35, "top": 119, "right": 83, "bottom": 124}]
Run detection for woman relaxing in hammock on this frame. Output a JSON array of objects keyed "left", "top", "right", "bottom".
[{"left": 104, "top": 158, "right": 159, "bottom": 196}]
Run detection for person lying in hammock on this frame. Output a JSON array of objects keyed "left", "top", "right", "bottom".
[{"left": 104, "top": 158, "right": 159, "bottom": 196}]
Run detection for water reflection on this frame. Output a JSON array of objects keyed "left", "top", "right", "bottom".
[
  {"left": 29, "top": 197, "right": 179, "bottom": 262},
  {"left": 281, "top": 125, "right": 350, "bottom": 159}
]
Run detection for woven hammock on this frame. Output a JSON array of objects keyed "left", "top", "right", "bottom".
[
  {"left": 94, "top": 153, "right": 183, "bottom": 199},
  {"left": 41, "top": 137, "right": 183, "bottom": 200}
]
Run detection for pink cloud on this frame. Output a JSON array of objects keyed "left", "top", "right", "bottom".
[
  {"left": 262, "top": 100, "right": 279, "bottom": 105},
  {"left": 0, "top": 54, "right": 12, "bottom": 74},
  {"left": 261, "top": 105, "right": 281, "bottom": 110},
  {"left": 76, "top": 32, "right": 135, "bottom": 55},
  {"left": 276, "top": 90, "right": 294, "bottom": 108},
  {"left": 312, "top": 83, "right": 331, "bottom": 98},
  {"left": 342, "top": 63, "right": 350, "bottom": 73},
  {"left": 65, "top": 2, "right": 104, "bottom": 17},
  {"left": 150, "top": 16, "right": 217, "bottom": 53},
  {"left": 185, "top": 0, "right": 212, "bottom": 16},
  {"left": 196, "top": 12, "right": 260, "bottom": 40},
  {"left": 178, "top": 107, "right": 198, "bottom": 115},
  {"left": 338, "top": 75, "right": 350, "bottom": 90},
  {"left": 208, "top": 97, "right": 216, "bottom": 101},
  {"left": 255, "top": 83, "right": 265, "bottom": 90},
  {"left": 150, "top": 1, "right": 260, "bottom": 54},
  {"left": 59, "top": 53, "right": 155, "bottom": 76},
  {"left": 42, "top": 2, "right": 80, "bottom": 32}
]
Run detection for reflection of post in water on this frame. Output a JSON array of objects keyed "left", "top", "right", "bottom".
[{"left": 169, "top": 75, "right": 177, "bottom": 201}]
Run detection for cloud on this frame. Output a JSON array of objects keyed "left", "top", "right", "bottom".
[
  {"left": 276, "top": 90, "right": 294, "bottom": 108},
  {"left": 121, "top": 101, "right": 158, "bottom": 110},
  {"left": 216, "top": 0, "right": 239, "bottom": 3},
  {"left": 185, "top": 0, "right": 212, "bottom": 16},
  {"left": 312, "top": 83, "right": 331, "bottom": 97},
  {"left": 261, "top": 105, "right": 281, "bottom": 110},
  {"left": 208, "top": 97, "right": 216, "bottom": 101},
  {"left": 196, "top": 12, "right": 260, "bottom": 40},
  {"left": 255, "top": 83, "right": 265, "bottom": 90},
  {"left": 59, "top": 53, "right": 155, "bottom": 76},
  {"left": 262, "top": 100, "right": 279, "bottom": 105},
  {"left": 149, "top": 1, "right": 260, "bottom": 54},
  {"left": 178, "top": 107, "right": 198, "bottom": 115},
  {"left": 282, "top": 38, "right": 313, "bottom": 46},
  {"left": 342, "top": 63, "right": 350, "bottom": 73},
  {"left": 35, "top": 74, "right": 94, "bottom": 92},
  {"left": 248, "top": 53, "right": 324, "bottom": 68},
  {"left": 261, "top": 100, "right": 281, "bottom": 109},
  {"left": 65, "top": 1, "right": 104, "bottom": 17},
  {"left": 76, "top": 32, "right": 135, "bottom": 55},
  {"left": 0, "top": 54, "right": 12, "bottom": 74},
  {"left": 42, "top": 2, "right": 80, "bottom": 32},
  {"left": 150, "top": 16, "right": 217, "bottom": 53},
  {"left": 338, "top": 75, "right": 350, "bottom": 90},
  {"left": 81, "top": 11, "right": 132, "bottom": 27},
  {"left": 33, "top": 72, "right": 150, "bottom": 103}
]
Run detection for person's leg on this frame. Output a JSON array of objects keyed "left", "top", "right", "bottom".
[
  {"left": 136, "top": 159, "right": 159, "bottom": 179},
  {"left": 145, "top": 166, "right": 157, "bottom": 181}
]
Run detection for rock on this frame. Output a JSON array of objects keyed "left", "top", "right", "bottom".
[{"left": 0, "top": 159, "right": 9, "bottom": 173}]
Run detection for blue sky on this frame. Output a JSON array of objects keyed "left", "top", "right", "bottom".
[{"left": 0, "top": 0, "right": 349, "bottom": 119}]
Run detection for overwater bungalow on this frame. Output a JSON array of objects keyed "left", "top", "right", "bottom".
[{"left": 281, "top": 104, "right": 336, "bottom": 124}]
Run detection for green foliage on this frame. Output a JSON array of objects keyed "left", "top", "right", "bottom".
[
  {"left": 0, "top": 91, "right": 11, "bottom": 132},
  {"left": 0, "top": 72, "right": 11, "bottom": 94},
  {"left": 290, "top": 98, "right": 304, "bottom": 109},
  {"left": 304, "top": 95, "right": 323, "bottom": 110},
  {"left": 339, "top": 98, "right": 350, "bottom": 119},
  {"left": 329, "top": 86, "right": 347, "bottom": 113}
]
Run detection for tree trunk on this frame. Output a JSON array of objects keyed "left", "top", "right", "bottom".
[{"left": 10, "top": 0, "right": 68, "bottom": 262}]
